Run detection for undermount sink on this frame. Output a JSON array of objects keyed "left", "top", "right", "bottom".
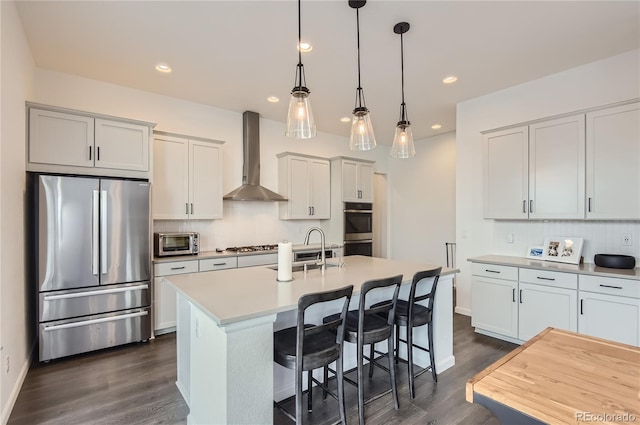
[{"left": 268, "top": 262, "right": 338, "bottom": 272}]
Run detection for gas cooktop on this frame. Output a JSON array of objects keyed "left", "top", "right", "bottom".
[{"left": 225, "top": 244, "right": 279, "bottom": 253}]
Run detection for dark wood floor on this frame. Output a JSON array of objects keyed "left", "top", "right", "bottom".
[{"left": 8, "top": 314, "right": 517, "bottom": 425}]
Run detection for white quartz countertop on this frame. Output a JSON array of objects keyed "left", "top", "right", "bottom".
[
  {"left": 153, "top": 243, "right": 342, "bottom": 264},
  {"left": 468, "top": 255, "right": 640, "bottom": 280},
  {"left": 165, "top": 255, "right": 456, "bottom": 326}
]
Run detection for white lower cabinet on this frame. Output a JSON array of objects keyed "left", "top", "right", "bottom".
[
  {"left": 578, "top": 275, "right": 640, "bottom": 346},
  {"left": 471, "top": 264, "right": 518, "bottom": 339},
  {"left": 518, "top": 282, "right": 577, "bottom": 341},
  {"left": 153, "top": 260, "right": 199, "bottom": 334}
]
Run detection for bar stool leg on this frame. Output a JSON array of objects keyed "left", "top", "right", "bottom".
[
  {"left": 296, "top": 367, "right": 303, "bottom": 424},
  {"left": 428, "top": 321, "right": 437, "bottom": 382},
  {"left": 323, "top": 365, "right": 329, "bottom": 400},
  {"left": 395, "top": 324, "right": 400, "bottom": 365},
  {"left": 368, "top": 343, "right": 375, "bottom": 378},
  {"left": 357, "top": 340, "right": 365, "bottom": 425},
  {"left": 337, "top": 357, "right": 347, "bottom": 425},
  {"left": 388, "top": 333, "right": 399, "bottom": 409},
  {"left": 407, "top": 324, "right": 416, "bottom": 400},
  {"left": 308, "top": 370, "right": 313, "bottom": 412}
]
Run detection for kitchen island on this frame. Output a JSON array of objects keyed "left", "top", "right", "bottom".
[{"left": 165, "top": 255, "right": 456, "bottom": 425}]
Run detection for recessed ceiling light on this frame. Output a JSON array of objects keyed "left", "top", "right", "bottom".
[
  {"left": 432, "top": 124, "right": 442, "bottom": 130},
  {"left": 298, "top": 41, "right": 313, "bottom": 53},
  {"left": 267, "top": 96, "right": 280, "bottom": 103},
  {"left": 340, "top": 117, "right": 351, "bottom": 123},
  {"left": 442, "top": 75, "right": 457, "bottom": 84},
  {"left": 155, "top": 63, "right": 172, "bottom": 73}
]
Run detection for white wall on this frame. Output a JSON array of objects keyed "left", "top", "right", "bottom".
[
  {"left": 455, "top": 49, "right": 640, "bottom": 316},
  {"left": 388, "top": 131, "right": 456, "bottom": 265},
  {"left": 0, "top": 1, "right": 35, "bottom": 423}
]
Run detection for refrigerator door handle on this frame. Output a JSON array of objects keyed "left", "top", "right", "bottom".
[
  {"left": 43, "top": 284, "right": 149, "bottom": 301},
  {"left": 92, "top": 190, "right": 100, "bottom": 275},
  {"left": 42, "top": 310, "right": 148, "bottom": 331},
  {"left": 100, "top": 190, "right": 108, "bottom": 275}
]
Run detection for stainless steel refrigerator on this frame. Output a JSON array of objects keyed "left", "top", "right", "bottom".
[{"left": 30, "top": 173, "right": 151, "bottom": 361}]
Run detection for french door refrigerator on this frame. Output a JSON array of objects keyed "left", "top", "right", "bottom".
[{"left": 30, "top": 173, "right": 151, "bottom": 361}]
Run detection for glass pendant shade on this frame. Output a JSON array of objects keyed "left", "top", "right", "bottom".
[
  {"left": 391, "top": 121, "right": 416, "bottom": 158},
  {"left": 286, "top": 88, "right": 316, "bottom": 139},
  {"left": 349, "top": 107, "right": 376, "bottom": 151}
]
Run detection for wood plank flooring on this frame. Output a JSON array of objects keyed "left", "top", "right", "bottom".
[{"left": 8, "top": 314, "right": 517, "bottom": 425}]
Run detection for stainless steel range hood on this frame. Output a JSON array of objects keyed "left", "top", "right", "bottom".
[{"left": 223, "top": 111, "right": 287, "bottom": 202}]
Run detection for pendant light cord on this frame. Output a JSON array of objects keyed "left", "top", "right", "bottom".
[
  {"left": 298, "top": 0, "right": 302, "bottom": 68},
  {"left": 400, "top": 31, "right": 407, "bottom": 122},
  {"left": 356, "top": 8, "right": 362, "bottom": 90}
]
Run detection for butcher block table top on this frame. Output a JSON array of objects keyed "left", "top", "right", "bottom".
[{"left": 466, "top": 328, "right": 640, "bottom": 424}]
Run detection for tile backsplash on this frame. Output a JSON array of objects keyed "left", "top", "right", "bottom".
[
  {"left": 152, "top": 202, "right": 324, "bottom": 251},
  {"left": 492, "top": 220, "right": 640, "bottom": 263}
]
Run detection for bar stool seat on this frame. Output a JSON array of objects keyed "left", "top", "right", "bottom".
[
  {"left": 273, "top": 285, "right": 353, "bottom": 424},
  {"left": 323, "top": 275, "right": 403, "bottom": 425}
]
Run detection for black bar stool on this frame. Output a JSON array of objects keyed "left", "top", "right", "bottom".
[
  {"left": 273, "top": 285, "right": 353, "bottom": 424},
  {"left": 323, "top": 275, "right": 402, "bottom": 425},
  {"left": 392, "top": 268, "right": 441, "bottom": 399}
]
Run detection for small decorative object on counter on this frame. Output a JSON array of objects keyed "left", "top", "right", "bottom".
[
  {"left": 526, "top": 246, "right": 544, "bottom": 259},
  {"left": 542, "top": 236, "right": 584, "bottom": 264},
  {"left": 594, "top": 254, "right": 636, "bottom": 269},
  {"left": 277, "top": 241, "right": 293, "bottom": 282}
]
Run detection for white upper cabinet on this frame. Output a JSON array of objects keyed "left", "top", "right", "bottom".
[
  {"left": 278, "top": 153, "right": 330, "bottom": 220},
  {"left": 528, "top": 114, "right": 585, "bottom": 219},
  {"left": 484, "top": 126, "right": 529, "bottom": 219},
  {"left": 585, "top": 102, "right": 640, "bottom": 219},
  {"left": 484, "top": 113, "right": 586, "bottom": 219},
  {"left": 28, "top": 105, "right": 153, "bottom": 177},
  {"left": 153, "top": 132, "right": 224, "bottom": 220},
  {"left": 338, "top": 158, "right": 374, "bottom": 202}
]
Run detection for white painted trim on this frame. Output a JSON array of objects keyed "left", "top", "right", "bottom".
[
  {"left": 474, "top": 328, "right": 523, "bottom": 345},
  {"left": 175, "top": 380, "right": 189, "bottom": 407},
  {"left": 436, "top": 355, "right": 456, "bottom": 373},
  {"left": 1, "top": 342, "right": 34, "bottom": 425},
  {"left": 455, "top": 306, "right": 471, "bottom": 316}
]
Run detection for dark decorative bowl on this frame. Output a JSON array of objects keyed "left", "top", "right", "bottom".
[{"left": 594, "top": 254, "right": 636, "bottom": 269}]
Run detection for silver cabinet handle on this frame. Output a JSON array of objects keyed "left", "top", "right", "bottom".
[
  {"left": 588, "top": 197, "right": 592, "bottom": 212},
  {"left": 212, "top": 263, "right": 227, "bottom": 266},
  {"left": 43, "top": 310, "right": 148, "bottom": 331},
  {"left": 519, "top": 289, "right": 523, "bottom": 304},
  {"left": 529, "top": 200, "right": 533, "bottom": 213},
  {"left": 43, "top": 284, "right": 148, "bottom": 301},
  {"left": 512, "top": 288, "right": 516, "bottom": 302},
  {"left": 523, "top": 200, "right": 526, "bottom": 213},
  {"left": 89, "top": 145, "right": 93, "bottom": 161},
  {"left": 309, "top": 207, "right": 312, "bottom": 216},
  {"left": 311, "top": 206, "right": 315, "bottom": 215},
  {"left": 485, "top": 269, "right": 501, "bottom": 274},
  {"left": 580, "top": 299, "right": 584, "bottom": 315},
  {"left": 185, "top": 203, "right": 189, "bottom": 214},
  {"left": 170, "top": 266, "right": 186, "bottom": 270},
  {"left": 97, "top": 146, "right": 101, "bottom": 161},
  {"left": 536, "top": 276, "right": 555, "bottom": 281},
  {"left": 190, "top": 203, "right": 194, "bottom": 214}
]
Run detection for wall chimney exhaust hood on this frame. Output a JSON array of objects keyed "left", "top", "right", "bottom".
[{"left": 223, "top": 111, "right": 287, "bottom": 202}]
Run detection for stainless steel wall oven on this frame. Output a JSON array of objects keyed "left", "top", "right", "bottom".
[{"left": 344, "top": 202, "right": 373, "bottom": 256}]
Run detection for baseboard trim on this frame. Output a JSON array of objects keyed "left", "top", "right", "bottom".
[
  {"left": 1, "top": 341, "right": 35, "bottom": 425},
  {"left": 455, "top": 306, "right": 471, "bottom": 316},
  {"left": 474, "top": 328, "right": 523, "bottom": 345}
]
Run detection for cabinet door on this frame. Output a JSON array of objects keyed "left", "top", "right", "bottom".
[
  {"left": 483, "top": 126, "right": 529, "bottom": 219},
  {"left": 358, "top": 163, "right": 374, "bottom": 202},
  {"left": 471, "top": 275, "right": 518, "bottom": 338},
  {"left": 153, "top": 136, "right": 189, "bottom": 219},
  {"left": 288, "top": 157, "right": 312, "bottom": 219},
  {"left": 189, "top": 140, "right": 222, "bottom": 219},
  {"left": 94, "top": 119, "right": 150, "bottom": 171},
  {"left": 529, "top": 115, "right": 585, "bottom": 219},
  {"left": 29, "top": 108, "right": 94, "bottom": 168},
  {"left": 586, "top": 102, "right": 640, "bottom": 219},
  {"left": 310, "top": 160, "right": 330, "bottom": 218},
  {"left": 578, "top": 291, "right": 640, "bottom": 346},
  {"left": 518, "top": 282, "right": 577, "bottom": 341},
  {"left": 342, "top": 160, "right": 360, "bottom": 201},
  {"left": 154, "top": 276, "right": 177, "bottom": 332}
]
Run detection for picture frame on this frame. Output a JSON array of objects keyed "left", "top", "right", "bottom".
[
  {"left": 542, "top": 236, "right": 584, "bottom": 264},
  {"left": 526, "top": 246, "right": 544, "bottom": 259}
]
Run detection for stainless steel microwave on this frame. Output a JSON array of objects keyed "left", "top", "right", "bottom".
[{"left": 154, "top": 232, "right": 199, "bottom": 257}]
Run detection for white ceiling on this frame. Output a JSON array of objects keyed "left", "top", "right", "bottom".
[{"left": 15, "top": 1, "right": 640, "bottom": 144}]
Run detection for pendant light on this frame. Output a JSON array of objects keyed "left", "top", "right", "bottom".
[
  {"left": 286, "top": 0, "right": 316, "bottom": 139},
  {"left": 348, "top": 0, "right": 376, "bottom": 151},
  {"left": 390, "top": 22, "right": 416, "bottom": 158}
]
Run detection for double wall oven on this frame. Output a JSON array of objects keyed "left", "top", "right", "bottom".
[{"left": 344, "top": 202, "right": 373, "bottom": 256}]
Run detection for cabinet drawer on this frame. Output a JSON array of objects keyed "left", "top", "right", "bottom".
[
  {"left": 154, "top": 260, "right": 199, "bottom": 276},
  {"left": 471, "top": 263, "right": 518, "bottom": 280},
  {"left": 199, "top": 257, "right": 238, "bottom": 272},
  {"left": 579, "top": 275, "right": 639, "bottom": 298},
  {"left": 237, "top": 253, "right": 279, "bottom": 268},
  {"left": 519, "top": 268, "right": 577, "bottom": 290}
]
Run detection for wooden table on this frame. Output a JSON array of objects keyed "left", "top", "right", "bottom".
[{"left": 467, "top": 327, "right": 640, "bottom": 425}]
